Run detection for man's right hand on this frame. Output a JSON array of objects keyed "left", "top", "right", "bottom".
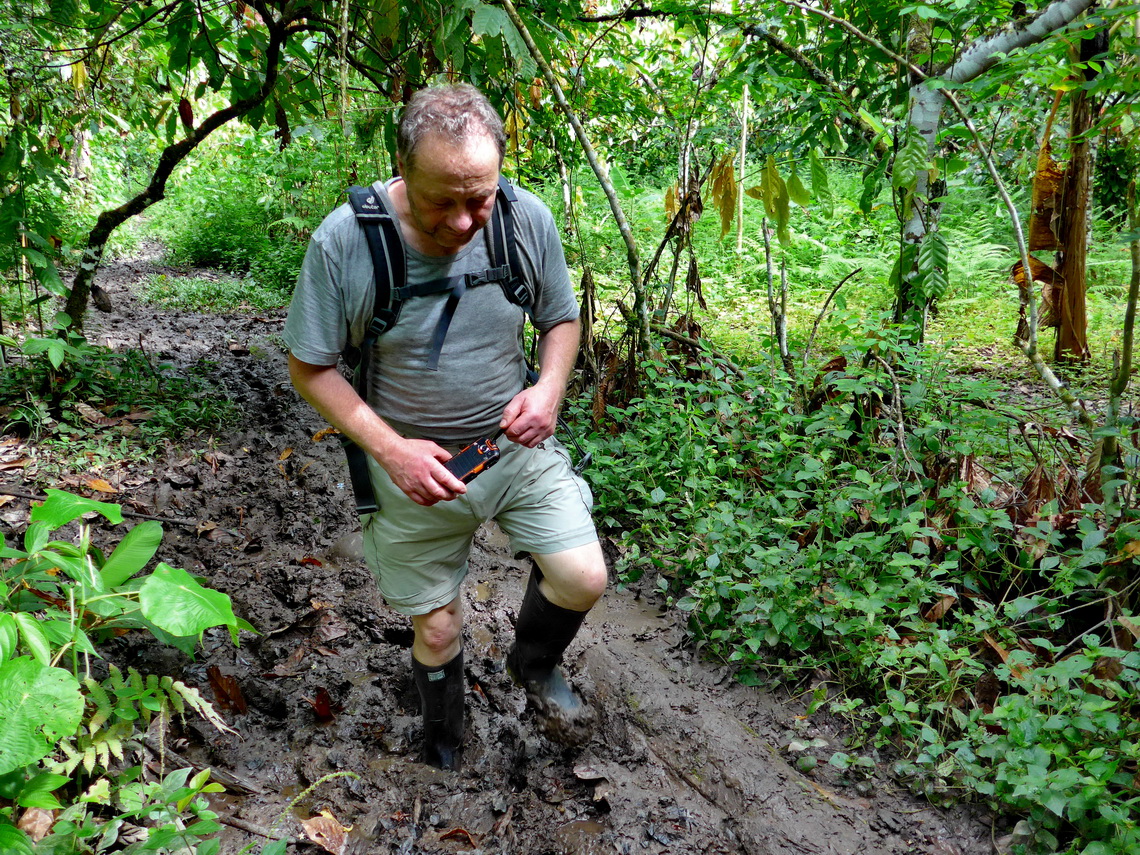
[
  {"left": 287, "top": 355, "right": 467, "bottom": 508},
  {"left": 379, "top": 438, "right": 468, "bottom": 507}
]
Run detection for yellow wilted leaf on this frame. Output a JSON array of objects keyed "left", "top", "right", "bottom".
[
  {"left": 84, "top": 478, "right": 116, "bottom": 494},
  {"left": 664, "top": 183, "right": 677, "bottom": 222},
  {"left": 706, "top": 154, "right": 737, "bottom": 239},
  {"left": 71, "top": 60, "right": 87, "bottom": 91},
  {"left": 278, "top": 447, "right": 293, "bottom": 461}
]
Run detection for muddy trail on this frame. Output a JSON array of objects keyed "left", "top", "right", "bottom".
[{"left": 3, "top": 250, "right": 997, "bottom": 854}]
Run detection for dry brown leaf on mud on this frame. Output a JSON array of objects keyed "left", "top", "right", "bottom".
[
  {"left": 924, "top": 594, "right": 957, "bottom": 622},
  {"left": 207, "top": 665, "right": 248, "bottom": 714},
  {"left": 301, "top": 810, "right": 350, "bottom": 855},
  {"left": 312, "top": 426, "right": 340, "bottom": 442},
  {"left": 18, "top": 808, "right": 54, "bottom": 841},
  {"left": 84, "top": 478, "right": 117, "bottom": 494},
  {"left": 0, "top": 495, "right": 13, "bottom": 507},
  {"left": 0, "top": 457, "right": 30, "bottom": 471},
  {"left": 314, "top": 611, "right": 349, "bottom": 643},
  {"left": 984, "top": 633, "right": 1028, "bottom": 679},
  {"left": 278, "top": 447, "right": 294, "bottom": 461},
  {"left": 440, "top": 827, "right": 479, "bottom": 847},
  {"left": 265, "top": 643, "right": 310, "bottom": 677},
  {"left": 75, "top": 401, "right": 118, "bottom": 426},
  {"left": 302, "top": 687, "right": 340, "bottom": 722}
]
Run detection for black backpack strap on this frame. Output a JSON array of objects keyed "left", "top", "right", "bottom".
[
  {"left": 347, "top": 184, "right": 405, "bottom": 378},
  {"left": 342, "top": 184, "right": 406, "bottom": 515},
  {"left": 492, "top": 177, "right": 532, "bottom": 311}
]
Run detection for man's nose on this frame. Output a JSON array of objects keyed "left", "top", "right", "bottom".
[{"left": 447, "top": 209, "right": 474, "bottom": 233}]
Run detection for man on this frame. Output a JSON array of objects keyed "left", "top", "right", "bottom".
[{"left": 284, "top": 83, "right": 607, "bottom": 771}]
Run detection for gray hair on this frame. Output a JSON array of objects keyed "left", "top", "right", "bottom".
[{"left": 397, "top": 83, "right": 506, "bottom": 174}]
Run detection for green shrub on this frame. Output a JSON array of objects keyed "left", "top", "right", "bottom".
[{"left": 579, "top": 319, "right": 1140, "bottom": 853}]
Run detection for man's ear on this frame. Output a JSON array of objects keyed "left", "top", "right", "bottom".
[{"left": 396, "top": 153, "right": 406, "bottom": 178}]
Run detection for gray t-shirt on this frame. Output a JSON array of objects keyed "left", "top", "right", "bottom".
[{"left": 284, "top": 180, "right": 578, "bottom": 443}]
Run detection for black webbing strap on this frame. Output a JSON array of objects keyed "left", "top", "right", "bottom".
[{"left": 343, "top": 184, "right": 406, "bottom": 514}]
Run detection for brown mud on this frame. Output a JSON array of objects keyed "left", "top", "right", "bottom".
[{"left": 3, "top": 251, "right": 998, "bottom": 854}]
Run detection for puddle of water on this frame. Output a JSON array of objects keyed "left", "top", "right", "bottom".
[
  {"left": 554, "top": 819, "right": 608, "bottom": 855},
  {"left": 470, "top": 625, "right": 495, "bottom": 646},
  {"left": 343, "top": 668, "right": 376, "bottom": 687}
]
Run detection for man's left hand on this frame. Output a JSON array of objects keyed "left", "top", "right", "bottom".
[{"left": 500, "top": 384, "right": 560, "bottom": 447}]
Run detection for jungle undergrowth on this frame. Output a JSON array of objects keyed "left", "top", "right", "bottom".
[{"left": 576, "top": 321, "right": 1140, "bottom": 855}]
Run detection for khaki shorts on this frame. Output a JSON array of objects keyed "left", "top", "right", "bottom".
[{"left": 361, "top": 435, "right": 596, "bottom": 615}]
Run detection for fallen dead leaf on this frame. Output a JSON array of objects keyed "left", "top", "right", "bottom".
[
  {"left": 301, "top": 810, "right": 349, "bottom": 855},
  {"left": 18, "top": 807, "right": 54, "bottom": 841},
  {"left": 84, "top": 478, "right": 117, "bottom": 494},
  {"left": 75, "top": 401, "right": 117, "bottom": 426},
  {"left": 312, "top": 427, "right": 340, "bottom": 442},
  {"left": 0, "top": 457, "right": 30, "bottom": 471},
  {"left": 984, "top": 632, "right": 1028, "bottom": 680},
  {"left": 206, "top": 665, "right": 248, "bottom": 715},
  {"left": 1120, "top": 615, "right": 1140, "bottom": 642},
  {"left": 440, "top": 827, "right": 479, "bottom": 847},
  {"left": 278, "top": 447, "right": 294, "bottom": 461},
  {"left": 923, "top": 594, "right": 957, "bottom": 623}
]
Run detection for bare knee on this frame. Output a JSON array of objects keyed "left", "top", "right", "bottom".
[
  {"left": 412, "top": 599, "right": 463, "bottom": 665},
  {"left": 535, "top": 542, "right": 608, "bottom": 612}
]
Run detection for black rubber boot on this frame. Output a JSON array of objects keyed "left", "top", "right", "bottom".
[
  {"left": 411, "top": 650, "right": 464, "bottom": 771},
  {"left": 506, "top": 570, "right": 594, "bottom": 745}
]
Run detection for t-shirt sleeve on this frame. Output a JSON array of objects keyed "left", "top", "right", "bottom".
[
  {"left": 283, "top": 231, "right": 349, "bottom": 367},
  {"left": 516, "top": 191, "right": 579, "bottom": 332}
]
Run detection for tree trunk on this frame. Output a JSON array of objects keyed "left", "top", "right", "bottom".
[
  {"left": 888, "top": 0, "right": 1097, "bottom": 332},
  {"left": 502, "top": 0, "right": 647, "bottom": 357},
  {"left": 1054, "top": 87, "right": 1092, "bottom": 361},
  {"left": 63, "top": 15, "right": 288, "bottom": 329}
]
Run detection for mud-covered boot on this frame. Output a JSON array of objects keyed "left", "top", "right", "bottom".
[
  {"left": 506, "top": 570, "right": 594, "bottom": 745},
  {"left": 411, "top": 650, "right": 464, "bottom": 771}
]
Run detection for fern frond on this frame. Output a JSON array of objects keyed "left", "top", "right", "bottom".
[
  {"left": 84, "top": 676, "right": 113, "bottom": 731},
  {"left": 172, "top": 681, "right": 237, "bottom": 735}
]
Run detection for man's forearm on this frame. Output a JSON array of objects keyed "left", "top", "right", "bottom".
[
  {"left": 287, "top": 354, "right": 403, "bottom": 463},
  {"left": 533, "top": 317, "right": 581, "bottom": 400}
]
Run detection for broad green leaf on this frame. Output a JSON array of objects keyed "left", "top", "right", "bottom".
[
  {"left": 370, "top": 0, "right": 400, "bottom": 41},
  {"left": 809, "top": 149, "right": 832, "bottom": 218},
  {"left": 916, "top": 230, "right": 950, "bottom": 300},
  {"left": 49, "top": 0, "right": 79, "bottom": 25},
  {"left": 0, "top": 127, "right": 23, "bottom": 177},
  {"left": 13, "top": 614, "right": 51, "bottom": 666},
  {"left": 0, "top": 615, "right": 16, "bottom": 662},
  {"left": 260, "top": 839, "right": 289, "bottom": 855},
  {"left": 101, "top": 521, "right": 164, "bottom": 588},
  {"left": 0, "top": 657, "right": 84, "bottom": 775},
  {"left": 35, "top": 258, "right": 67, "bottom": 297},
  {"left": 17, "top": 771, "right": 69, "bottom": 809},
  {"left": 472, "top": 3, "right": 509, "bottom": 37},
  {"left": 0, "top": 824, "right": 34, "bottom": 855},
  {"left": 30, "top": 489, "right": 123, "bottom": 528},
  {"left": 860, "top": 153, "right": 889, "bottom": 215},
  {"left": 139, "top": 564, "right": 239, "bottom": 639},
  {"left": 787, "top": 164, "right": 810, "bottom": 207}
]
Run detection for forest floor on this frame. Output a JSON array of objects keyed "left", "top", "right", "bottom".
[{"left": 2, "top": 248, "right": 1001, "bottom": 854}]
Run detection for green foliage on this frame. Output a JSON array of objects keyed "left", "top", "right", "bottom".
[
  {"left": 581, "top": 317, "right": 1140, "bottom": 853},
  {"left": 0, "top": 490, "right": 249, "bottom": 851},
  {"left": 0, "top": 321, "right": 238, "bottom": 462},
  {"left": 142, "top": 273, "right": 289, "bottom": 313}
]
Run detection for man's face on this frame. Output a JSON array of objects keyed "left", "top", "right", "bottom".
[{"left": 400, "top": 131, "right": 501, "bottom": 255}]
